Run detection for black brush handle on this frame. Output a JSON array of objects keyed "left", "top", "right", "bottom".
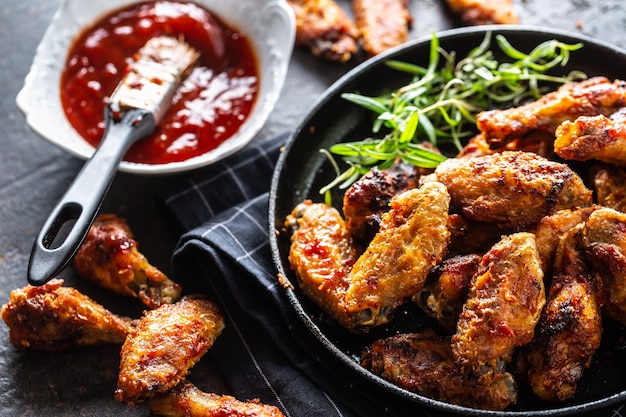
[{"left": 27, "top": 109, "right": 155, "bottom": 286}]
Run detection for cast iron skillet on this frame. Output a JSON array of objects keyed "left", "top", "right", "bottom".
[{"left": 269, "top": 25, "right": 626, "bottom": 416}]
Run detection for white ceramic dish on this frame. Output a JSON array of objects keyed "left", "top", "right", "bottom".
[{"left": 16, "top": 0, "right": 295, "bottom": 174}]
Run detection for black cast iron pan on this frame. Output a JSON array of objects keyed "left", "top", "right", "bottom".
[{"left": 269, "top": 25, "right": 626, "bottom": 416}]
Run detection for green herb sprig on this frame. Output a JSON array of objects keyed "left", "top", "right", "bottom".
[{"left": 320, "top": 32, "right": 586, "bottom": 197}]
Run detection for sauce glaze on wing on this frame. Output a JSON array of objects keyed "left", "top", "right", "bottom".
[
  {"left": 285, "top": 200, "right": 358, "bottom": 329},
  {"left": 452, "top": 232, "right": 546, "bottom": 377},
  {"left": 1, "top": 278, "right": 134, "bottom": 351},
  {"left": 115, "top": 297, "right": 224, "bottom": 404},
  {"left": 74, "top": 213, "right": 182, "bottom": 309}
]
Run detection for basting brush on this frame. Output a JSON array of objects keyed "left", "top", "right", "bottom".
[{"left": 27, "top": 36, "right": 199, "bottom": 286}]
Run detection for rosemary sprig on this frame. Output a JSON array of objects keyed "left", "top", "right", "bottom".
[{"left": 320, "top": 31, "right": 586, "bottom": 196}]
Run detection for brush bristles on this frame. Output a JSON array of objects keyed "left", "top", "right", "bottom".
[
  {"left": 136, "top": 36, "right": 200, "bottom": 77},
  {"left": 108, "top": 36, "right": 200, "bottom": 123}
]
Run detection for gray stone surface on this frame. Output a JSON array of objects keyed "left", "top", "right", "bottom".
[{"left": 1, "top": 0, "right": 625, "bottom": 416}]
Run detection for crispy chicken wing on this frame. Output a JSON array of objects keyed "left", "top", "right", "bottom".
[
  {"left": 345, "top": 181, "right": 451, "bottom": 328},
  {"left": 592, "top": 163, "right": 626, "bottom": 212},
  {"left": 288, "top": 182, "right": 450, "bottom": 331},
  {"left": 73, "top": 213, "right": 182, "bottom": 309},
  {"left": 515, "top": 224, "right": 602, "bottom": 402},
  {"left": 285, "top": 200, "right": 358, "bottom": 329},
  {"left": 477, "top": 77, "right": 626, "bottom": 149},
  {"left": 1, "top": 278, "right": 133, "bottom": 351},
  {"left": 413, "top": 254, "right": 481, "bottom": 332},
  {"left": 115, "top": 297, "right": 224, "bottom": 404},
  {"left": 555, "top": 107, "right": 626, "bottom": 165},
  {"left": 362, "top": 330, "right": 517, "bottom": 410},
  {"left": 150, "top": 381, "right": 285, "bottom": 417},
  {"left": 434, "top": 151, "right": 592, "bottom": 230},
  {"left": 582, "top": 207, "right": 626, "bottom": 325},
  {"left": 352, "top": 0, "right": 411, "bottom": 55},
  {"left": 452, "top": 232, "right": 546, "bottom": 378},
  {"left": 444, "top": 0, "right": 518, "bottom": 25},
  {"left": 342, "top": 161, "right": 425, "bottom": 244},
  {"left": 286, "top": 0, "right": 358, "bottom": 62}
]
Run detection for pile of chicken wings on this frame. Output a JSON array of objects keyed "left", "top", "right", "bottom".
[
  {"left": 285, "top": 76, "right": 626, "bottom": 410},
  {"left": 286, "top": 0, "right": 517, "bottom": 61},
  {"left": 1, "top": 214, "right": 284, "bottom": 417}
]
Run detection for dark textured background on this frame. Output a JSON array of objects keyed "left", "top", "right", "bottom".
[{"left": 1, "top": 1, "right": 626, "bottom": 416}]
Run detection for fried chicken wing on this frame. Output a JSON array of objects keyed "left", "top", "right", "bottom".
[
  {"left": 477, "top": 77, "right": 626, "bottom": 148},
  {"left": 286, "top": 200, "right": 358, "bottom": 329},
  {"left": 287, "top": 0, "right": 358, "bottom": 62},
  {"left": 345, "top": 181, "right": 451, "bottom": 328},
  {"left": 592, "top": 163, "right": 626, "bottom": 212},
  {"left": 150, "top": 381, "right": 285, "bottom": 417},
  {"left": 452, "top": 232, "right": 546, "bottom": 377},
  {"left": 582, "top": 207, "right": 626, "bottom": 325},
  {"left": 289, "top": 182, "right": 450, "bottom": 330},
  {"left": 413, "top": 254, "right": 481, "bottom": 332},
  {"left": 555, "top": 107, "right": 626, "bottom": 165},
  {"left": 342, "top": 161, "right": 425, "bottom": 244},
  {"left": 444, "top": 0, "right": 518, "bottom": 25},
  {"left": 434, "top": 151, "right": 592, "bottom": 230},
  {"left": 362, "top": 330, "right": 517, "bottom": 410},
  {"left": 73, "top": 213, "right": 182, "bottom": 309},
  {"left": 1, "top": 278, "right": 133, "bottom": 351},
  {"left": 353, "top": 0, "right": 411, "bottom": 55},
  {"left": 115, "top": 297, "right": 224, "bottom": 404},
  {"left": 515, "top": 224, "right": 602, "bottom": 402}
]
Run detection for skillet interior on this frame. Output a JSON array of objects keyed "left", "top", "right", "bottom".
[{"left": 269, "top": 25, "right": 626, "bottom": 416}]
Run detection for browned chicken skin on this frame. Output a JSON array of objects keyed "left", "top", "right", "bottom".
[
  {"left": 555, "top": 107, "right": 626, "bottom": 165},
  {"left": 345, "top": 181, "right": 451, "bottom": 328},
  {"left": 413, "top": 254, "right": 481, "bottom": 332},
  {"left": 150, "top": 381, "right": 285, "bottom": 417},
  {"left": 286, "top": 0, "right": 359, "bottom": 62},
  {"left": 582, "top": 207, "right": 626, "bottom": 326},
  {"left": 282, "top": 76, "right": 626, "bottom": 409},
  {"left": 342, "top": 161, "right": 425, "bottom": 244},
  {"left": 362, "top": 330, "right": 517, "bottom": 410},
  {"left": 434, "top": 151, "right": 592, "bottom": 230},
  {"left": 515, "top": 224, "right": 602, "bottom": 402},
  {"left": 287, "top": 181, "right": 450, "bottom": 331},
  {"left": 444, "top": 0, "right": 519, "bottom": 25},
  {"left": 115, "top": 297, "right": 224, "bottom": 404},
  {"left": 1, "top": 278, "right": 133, "bottom": 351},
  {"left": 477, "top": 77, "right": 626, "bottom": 149},
  {"left": 286, "top": 200, "right": 358, "bottom": 329},
  {"left": 452, "top": 232, "right": 546, "bottom": 378},
  {"left": 352, "top": 0, "right": 411, "bottom": 55},
  {"left": 73, "top": 213, "right": 182, "bottom": 309}
]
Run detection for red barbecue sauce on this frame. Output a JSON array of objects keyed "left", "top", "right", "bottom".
[{"left": 60, "top": 0, "right": 259, "bottom": 165}]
